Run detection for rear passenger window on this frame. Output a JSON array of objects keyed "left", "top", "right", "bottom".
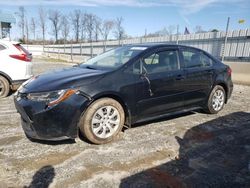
[
  {"left": 0, "top": 44, "right": 6, "bottom": 51},
  {"left": 201, "top": 53, "right": 213, "bottom": 67},
  {"left": 181, "top": 49, "right": 212, "bottom": 68},
  {"left": 143, "top": 50, "right": 179, "bottom": 74}
]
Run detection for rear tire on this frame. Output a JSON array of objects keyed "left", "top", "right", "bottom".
[
  {"left": 79, "top": 98, "right": 125, "bottom": 144},
  {"left": 205, "top": 85, "right": 225, "bottom": 114},
  {"left": 0, "top": 76, "right": 10, "bottom": 98}
]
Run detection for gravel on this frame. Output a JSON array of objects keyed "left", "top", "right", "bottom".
[{"left": 0, "top": 58, "right": 249, "bottom": 187}]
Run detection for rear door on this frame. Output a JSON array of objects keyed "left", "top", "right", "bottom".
[
  {"left": 136, "top": 47, "right": 186, "bottom": 118},
  {"left": 179, "top": 47, "right": 214, "bottom": 106},
  {"left": 0, "top": 42, "right": 9, "bottom": 75}
]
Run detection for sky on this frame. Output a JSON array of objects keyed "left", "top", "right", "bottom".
[{"left": 0, "top": 0, "right": 250, "bottom": 40}]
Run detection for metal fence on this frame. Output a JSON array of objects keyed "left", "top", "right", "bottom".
[{"left": 44, "top": 28, "right": 250, "bottom": 61}]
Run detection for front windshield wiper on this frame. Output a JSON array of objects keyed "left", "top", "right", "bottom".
[
  {"left": 73, "top": 63, "right": 80, "bottom": 67},
  {"left": 85, "top": 66, "right": 97, "bottom": 70}
]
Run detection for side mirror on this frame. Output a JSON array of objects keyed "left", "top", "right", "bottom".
[{"left": 73, "top": 63, "right": 80, "bottom": 67}]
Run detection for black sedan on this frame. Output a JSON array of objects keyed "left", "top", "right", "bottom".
[{"left": 14, "top": 44, "right": 233, "bottom": 144}]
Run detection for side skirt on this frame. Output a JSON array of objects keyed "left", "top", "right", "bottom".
[{"left": 133, "top": 106, "right": 202, "bottom": 125}]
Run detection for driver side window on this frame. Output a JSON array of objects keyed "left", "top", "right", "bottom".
[
  {"left": 142, "top": 50, "right": 179, "bottom": 74},
  {"left": 144, "top": 54, "right": 159, "bottom": 65}
]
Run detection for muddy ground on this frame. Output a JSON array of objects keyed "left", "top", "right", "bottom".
[{"left": 0, "top": 58, "right": 250, "bottom": 187}]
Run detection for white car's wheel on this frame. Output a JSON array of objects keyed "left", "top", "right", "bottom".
[{"left": 0, "top": 76, "right": 10, "bottom": 98}]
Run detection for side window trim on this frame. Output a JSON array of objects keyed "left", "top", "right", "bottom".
[
  {"left": 0, "top": 43, "right": 7, "bottom": 51},
  {"left": 181, "top": 47, "right": 215, "bottom": 69}
]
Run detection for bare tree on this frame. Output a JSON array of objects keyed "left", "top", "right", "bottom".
[
  {"left": 17, "top": 6, "right": 25, "bottom": 42},
  {"left": 113, "top": 17, "right": 125, "bottom": 44},
  {"left": 38, "top": 7, "right": 47, "bottom": 46},
  {"left": 101, "top": 20, "right": 114, "bottom": 41},
  {"left": 48, "top": 10, "right": 61, "bottom": 43},
  {"left": 30, "top": 17, "right": 36, "bottom": 40},
  {"left": 100, "top": 20, "right": 114, "bottom": 51},
  {"left": 155, "top": 27, "right": 168, "bottom": 36},
  {"left": 61, "top": 15, "right": 70, "bottom": 43},
  {"left": 71, "top": 9, "right": 81, "bottom": 43},
  {"left": 147, "top": 25, "right": 177, "bottom": 38},
  {"left": 194, "top": 25, "right": 205, "bottom": 34},
  {"left": 94, "top": 16, "right": 102, "bottom": 42},
  {"left": 85, "top": 13, "right": 95, "bottom": 41},
  {"left": 167, "top": 25, "right": 176, "bottom": 35},
  {"left": 80, "top": 13, "right": 87, "bottom": 41},
  {"left": 25, "top": 18, "right": 29, "bottom": 43},
  {"left": 81, "top": 14, "right": 102, "bottom": 42}
]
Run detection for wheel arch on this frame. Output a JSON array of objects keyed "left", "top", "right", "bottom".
[
  {"left": 0, "top": 71, "right": 12, "bottom": 85},
  {"left": 214, "top": 82, "right": 228, "bottom": 103}
]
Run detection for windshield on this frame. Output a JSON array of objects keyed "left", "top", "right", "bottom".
[{"left": 80, "top": 46, "right": 147, "bottom": 70}]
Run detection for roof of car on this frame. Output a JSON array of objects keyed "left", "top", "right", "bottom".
[
  {"left": 126, "top": 43, "right": 200, "bottom": 50},
  {"left": 127, "top": 43, "right": 194, "bottom": 48},
  {"left": 0, "top": 39, "right": 20, "bottom": 45}
]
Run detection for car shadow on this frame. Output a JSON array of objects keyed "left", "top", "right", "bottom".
[
  {"left": 24, "top": 165, "right": 55, "bottom": 188},
  {"left": 27, "top": 137, "right": 76, "bottom": 145},
  {"left": 120, "top": 111, "right": 250, "bottom": 187}
]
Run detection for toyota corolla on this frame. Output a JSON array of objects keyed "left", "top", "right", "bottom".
[{"left": 14, "top": 44, "right": 233, "bottom": 144}]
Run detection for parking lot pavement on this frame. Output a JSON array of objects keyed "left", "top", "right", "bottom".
[{"left": 0, "top": 58, "right": 250, "bottom": 187}]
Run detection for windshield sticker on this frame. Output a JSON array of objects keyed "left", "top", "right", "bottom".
[{"left": 130, "top": 47, "right": 147, "bottom": 50}]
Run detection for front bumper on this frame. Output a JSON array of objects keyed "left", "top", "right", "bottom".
[
  {"left": 227, "top": 80, "right": 233, "bottom": 102},
  {"left": 14, "top": 92, "right": 89, "bottom": 141}
]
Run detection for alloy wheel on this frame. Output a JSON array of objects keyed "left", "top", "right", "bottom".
[
  {"left": 212, "top": 89, "right": 225, "bottom": 111},
  {"left": 91, "top": 105, "right": 121, "bottom": 139}
]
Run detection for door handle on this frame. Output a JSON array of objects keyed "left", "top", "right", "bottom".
[{"left": 176, "top": 75, "right": 185, "bottom": 80}]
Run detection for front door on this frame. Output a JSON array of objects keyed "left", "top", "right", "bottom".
[{"left": 136, "top": 48, "right": 186, "bottom": 119}]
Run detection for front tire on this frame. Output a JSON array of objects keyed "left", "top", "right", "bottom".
[
  {"left": 0, "top": 76, "right": 10, "bottom": 98},
  {"left": 206, "top": 85, "right": 226, "bottom": 114},
  {"left": 79, "top": 98, "right": 125, "bottom": 144}
]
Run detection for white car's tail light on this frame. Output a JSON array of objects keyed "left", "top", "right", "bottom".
[{"left": 9, "top": 44, "right": 32, "bottom": 62}]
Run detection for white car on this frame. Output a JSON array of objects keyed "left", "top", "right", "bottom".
[{"left": 0, "top": 39, "right": 33, "bottom": 98}]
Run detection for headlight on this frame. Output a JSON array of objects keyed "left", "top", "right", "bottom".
[{"left": 27, "top": 89, "right": 77, "bottom": 106}]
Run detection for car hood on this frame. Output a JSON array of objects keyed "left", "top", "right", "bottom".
[{"left": 21, "top": 66, "right": 107, "bottom": 93}]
